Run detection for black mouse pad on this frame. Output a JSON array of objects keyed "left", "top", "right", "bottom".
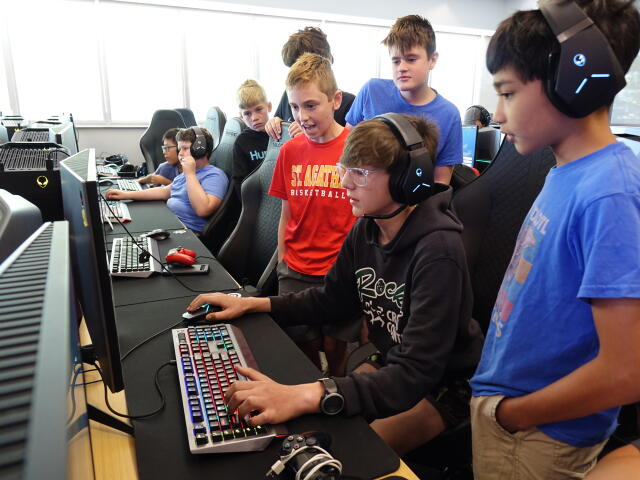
[{"left": 114, "top": 299, "right": 400, "bottom": 480}]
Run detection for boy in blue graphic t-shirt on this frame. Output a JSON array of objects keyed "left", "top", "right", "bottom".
[{"left": 470, "top": 1, "right": 640, "bottom": 478}]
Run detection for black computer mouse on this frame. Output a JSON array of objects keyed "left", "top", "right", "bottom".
[
  {"left": 98, "top": 179, "right": 115, "bottom": 186},
  {"left": 146, "top": 228, "right": 170, "bottom": 241}
]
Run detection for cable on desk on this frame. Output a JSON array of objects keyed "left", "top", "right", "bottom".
[
  {"left": 95, "top": 361, "right": 175, "bottom": 420},
  {"left": 99, "top": 192, "right": 238, "bottom": 294},
  {"left": 120, "top": 318, "right": 184, "bottom": 362}
]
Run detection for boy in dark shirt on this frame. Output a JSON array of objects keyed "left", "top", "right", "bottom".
[
  {"left": 231, "top": 80, "right": 271, "bottom": 200},
  {"left": 187, "top": 114, "right": 483, "bottom": 455}
]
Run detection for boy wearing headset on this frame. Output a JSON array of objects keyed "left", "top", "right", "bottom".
[
  {"left": 187, "top": 114, "right": 483, "bottom": 455},
  {"left": 106, "top": 127, "right": 228, "bottom": 233},
  {"left": 469, "top": 1, "right": 640, "bottom": 478}
]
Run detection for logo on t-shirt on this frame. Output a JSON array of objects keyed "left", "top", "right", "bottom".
[
  {"left": 249, "top": 150, "right": 266, "bottom": 162},
  {"left": 491, "top": 205, "right": 550, "bottom": 337},
  {"left": 289, "top": 163, "right": 346, "bottom": 199},
  {"left": 356, "top": 267, "right": 405, "bottom": 343}
]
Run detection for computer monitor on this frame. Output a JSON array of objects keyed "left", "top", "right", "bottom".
[
  {"left": 0, "top": 189, "right": 43, "bottom": 263},
  {"left": 60, "top": 149, "right": 124, "bottom": 392},
  {"left": 462, "top": 125, "right": 479, "bottom": 168},
  {"left": 476, "top": 127, "right": 502, "bottom": 161},
  {"left": 32, "top": 114, "right": 79, "bottom": 155},
  {"left": 0, "top": 221, "right": 95, "bottom": 480}
]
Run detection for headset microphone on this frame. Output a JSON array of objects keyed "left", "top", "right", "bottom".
[{"left": 363, "top": 205, "right": 407, "bottom": 220}]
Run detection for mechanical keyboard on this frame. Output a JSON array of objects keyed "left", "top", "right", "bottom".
[
  {"left": 172, "top": 324, "right": 286, "bottom": 453},
  {"left": 109, "top": 235, "right": 162, "bottom": 278},
  {"left": 97, "top": 164, "right": 118, "bottom": 176},
  {"left": 117, "top": 178, "right": 143, "bottom": 191},
  {"left": 100, "top": 200, "right": 131, "bottom": 223}
]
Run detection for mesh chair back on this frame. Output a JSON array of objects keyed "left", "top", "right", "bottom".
[
  {"left": 452, "top": 139, "right": 556, "bottom": 332},
  {"left": 174, "top": 108, "right": 197, "bottom": 127},
  {"left": 217, "top": 126, "right": 292, "bottom": 290},
  {"left": 204, "top": 107, "right": 227, "bottom": 150},
  {"left": 139, "top": 109, "right": 186, "bottom": 172},
  {"left": 200, "top": 118, "right": 247, "bottom": 255}
]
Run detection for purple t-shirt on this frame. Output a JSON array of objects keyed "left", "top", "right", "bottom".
[
  {"left": 167, "top": 165, "right": 228, "bottom": 232},
  {"left": 154, "top": 161, "right": 179, "bottom": 181}
]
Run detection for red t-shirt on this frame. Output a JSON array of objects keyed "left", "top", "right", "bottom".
[{"left": 269, "top": 128, "right": 355, "bottom": 276}]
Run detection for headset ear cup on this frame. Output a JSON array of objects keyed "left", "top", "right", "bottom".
[{"left": 388, "top": 154, "right": 409, "bottom": 204}]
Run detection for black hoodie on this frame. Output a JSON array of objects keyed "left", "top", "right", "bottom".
[{"left": 270, "top": 187, "right": 484, "bottom": 421}]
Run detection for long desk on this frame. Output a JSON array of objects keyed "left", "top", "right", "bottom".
[{"left": 89, "top": 197, "right": 418, "bottom": 479}]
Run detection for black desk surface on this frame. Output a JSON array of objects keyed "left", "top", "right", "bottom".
[
  {"left": 108, "top": 229, "right": 238, "bottom": 307},
  {"left": 101, "top": 197, "right": 185, "bottom": 235},
  {"left": 115, "top": 297, "right": 399, "bottom": 480}
]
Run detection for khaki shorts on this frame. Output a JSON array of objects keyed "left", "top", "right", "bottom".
[{"left": 470, "top": 395, "right": 606, "bottom": 480}]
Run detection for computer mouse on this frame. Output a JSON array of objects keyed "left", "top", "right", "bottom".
[
  {"left": 182, "top": 304, "right": 221, "bottom": 323},
  {"left": 146, "top": 228, "right": 170, "bottom": 240},
  {"left": 98, "top": 179, "right": 115, "bottom": 186}
]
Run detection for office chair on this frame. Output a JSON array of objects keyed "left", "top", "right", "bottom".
[
  {"left": 174, "top": 108, "right": 198, "bottom": 127},
  {"left": 203, "top": 106, "right": 227, "bottom": 151},
  {"left": 139, "top": 109, "right": 186, "bottom": 172},
  {"left": 200, "top": 117, "right": 246, "bottom": 255},
  {"left": 216, "top": 126, "right": 292, "bottom": 296}
]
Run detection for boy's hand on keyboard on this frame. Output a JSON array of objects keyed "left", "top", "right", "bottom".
[{"left": 224, "top": 366, "right": 323, "bottom": 426}]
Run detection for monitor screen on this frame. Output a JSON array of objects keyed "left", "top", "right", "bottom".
[
  {"left": 476, "top": 127, "right": 502, "bottom": 161},
  {"left": 60, "top": 149, "right": 124, "bottom": 392},
  {"left": 0, "top": 189, "right": 42, "bottom": 263},
  {"left": 0, "top": 222, "right": 95, "bottom": 480},
  {"left": 462, "top": 125, "right": 478, "bottom": 168}
]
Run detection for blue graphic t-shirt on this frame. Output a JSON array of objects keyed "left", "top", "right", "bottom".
[
  {"left": 345, "top": 78, "right": 462, "bottom": 167},
  {"left": 471, "top": 141, "right": 640, "bottom": 446},
  {"left": 167, "top": 165, "right": 228, "bottom": 232}
]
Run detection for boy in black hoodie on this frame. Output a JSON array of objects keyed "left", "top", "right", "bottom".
[{"left": 187, "top": 114, "right": 483, "bottom": 454}]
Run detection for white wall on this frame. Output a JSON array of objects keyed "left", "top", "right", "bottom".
[{"left": 78, "top": 127, "right": 147, "bottom": 166}]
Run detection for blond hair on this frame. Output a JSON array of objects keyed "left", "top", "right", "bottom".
[
  {"left": 285, "top": 53, "right": 337, "bottom": 101},
  {"left": 382, "top": 15, "right": 436, "bottom": 57},
  {"left": 237, "top": 79, "right": 268, "bottom": 109},
  {"left": 341, "top": 114, "right": 439, "bottom": 170}
]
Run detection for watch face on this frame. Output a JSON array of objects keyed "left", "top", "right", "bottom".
[{"left": 322, "top": 393, "right": 344, "bottom": 415}]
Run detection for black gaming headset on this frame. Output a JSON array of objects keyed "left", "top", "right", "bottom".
[
  {"left": 539, "top": 0, "right": 625, "bottom": 118},
  {"left": 190, "top": 127, "right": 208, "bottom": 158},
  {"left": 464, "top": 105, "right": 491, "bottom": 127},
  {"left": 373, "top": 113, "right": 435, "bottom": 207}
]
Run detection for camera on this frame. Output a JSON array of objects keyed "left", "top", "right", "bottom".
[{"left": 266, "top": 431, "right": 342, "bottom": 480}]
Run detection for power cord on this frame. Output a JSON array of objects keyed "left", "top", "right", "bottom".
[
  {"left": 94, "top": 361, "right": 175, "bottom": 419},
  {"left": 99, "top": 192, "right": 237, "bottom": 294}
]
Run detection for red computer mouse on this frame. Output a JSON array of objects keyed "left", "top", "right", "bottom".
[{"left": 166, "top": 247, "right": 196, "bottom": 266}]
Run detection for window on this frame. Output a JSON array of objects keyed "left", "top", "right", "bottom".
[
  {"left": 101, "top": 3, "right": 183, "bottom": 122},
  {"left": 6, "top": 0, "right": 103, "bottom": 121},
  {"left": 429, "top": 32, "right": 484, "bottom": 117}
]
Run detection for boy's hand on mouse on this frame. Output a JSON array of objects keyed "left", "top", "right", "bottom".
[
  {"left": 187, "top": 293, "right": 248, "bottom": 321},
  {"left": 105, "top": 189, "right": 127, "bottom": 200}
]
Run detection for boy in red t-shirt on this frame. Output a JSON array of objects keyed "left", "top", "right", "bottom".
[{"left": 269, "top": 53, "right": 357, "bottom": 376}]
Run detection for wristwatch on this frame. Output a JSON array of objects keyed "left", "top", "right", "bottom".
[{"left": 318, "top": 377, "right": 344, "bottom": 415}]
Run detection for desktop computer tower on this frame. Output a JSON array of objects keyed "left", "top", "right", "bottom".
[{"left": 0, "top": 143, "right": 68, "bottom": 221}]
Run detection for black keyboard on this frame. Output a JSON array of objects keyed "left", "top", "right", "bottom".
[
  {"left": 109, "top": 235, "right": 161, "bottom": 278},
  {"left": 172, "top": 324, "right": 286, "bottom": 453}
]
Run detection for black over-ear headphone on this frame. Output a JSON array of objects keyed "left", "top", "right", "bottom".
[
  {"left": 539, "top": 0, "right": 625, "bottom": 118},
  {"left": 190, "top": 127, "right": 208, "bottom": 158},
  {"left": 464, "top": 105, "right": 491, "bottom": 127},
  {"left": 373, "top": 113, "right": 435, "bottom": 206}
]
